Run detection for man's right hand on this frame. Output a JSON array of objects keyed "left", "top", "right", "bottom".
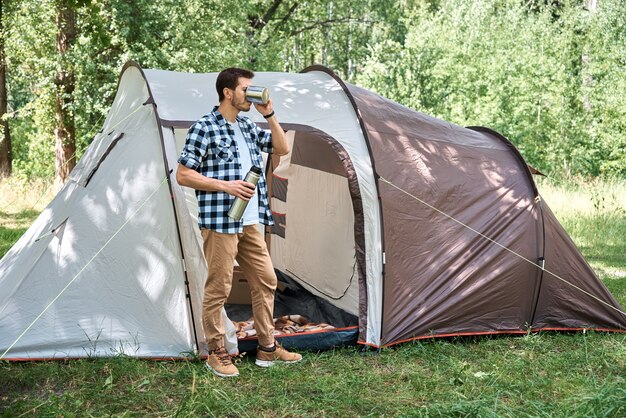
[
  {"left": 223, "top": 180, "right": 256, "bottom": 201},
  {"left": 176, "top": 164, "right": 257, "bottom": 199}
]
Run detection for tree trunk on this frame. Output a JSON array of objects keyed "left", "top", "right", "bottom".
[
  {"left": 54, "top": 0, "right": 76, "bottom": 188},
  {"left": 0, "top": 0, "right": 12, "bottom": 178},
  {"left": 585, "top": 0, "right": 598, "bottom": 11},
  {"left": 582, "top": 0, "right": 598, "bottom": 112}
]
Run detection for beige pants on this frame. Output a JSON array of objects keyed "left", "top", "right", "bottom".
[{"left": 201, "top": 225, "right": 277, "bottom": 351}]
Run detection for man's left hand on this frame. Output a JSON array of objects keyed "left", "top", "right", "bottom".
[{"left": 254, "top": 99, "right": 274, "bottom": 118}]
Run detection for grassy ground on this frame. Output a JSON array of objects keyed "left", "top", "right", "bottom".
[
  {"left": 0, "top": 178, "right": 56, "bottom": 259},
  {"left": 1, "top": 177, "right": 625, "bottom": 417}
]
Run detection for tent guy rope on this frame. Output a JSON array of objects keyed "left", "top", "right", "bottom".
[
  {"left": 378, "top": 176, "right": 626, "bottom": 319},
  {"left": 0, "top": 175, "right": 169, "bottom": 360}
]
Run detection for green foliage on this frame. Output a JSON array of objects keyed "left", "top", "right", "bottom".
[
  {"left": 356, "top": 0, "right": 626, "bottom": 179},
  {"left": 1, "top": 0, "right": 625, "bottom": 179},
  {"left": 4, "top": 1, "right": 56, "bottom": 178},
  {"left": 583, "top": 0, "right": 626, "bottom": 177}
]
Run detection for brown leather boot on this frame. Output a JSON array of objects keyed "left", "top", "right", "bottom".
[
  {"left": 206, "top": 347, "right": 239, "bottom": 377},
  {"left": 255, "top": 342, "right": 303, "bottom": 368}
]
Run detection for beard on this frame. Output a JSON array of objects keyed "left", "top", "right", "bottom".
[{"left": 232, "top": 96, "right": 252, "bottom": 112}]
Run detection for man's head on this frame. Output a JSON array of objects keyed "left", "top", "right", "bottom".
[{"left": 216, "top": 67, "right": 254, "bottom": 104}]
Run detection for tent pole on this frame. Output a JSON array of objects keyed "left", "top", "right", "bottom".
[
  {"left": 146, "top": 98, "right": 201, "bottom": 355},
  {"left": 529, "top": 196, "right": 548, "bottom": 327}
]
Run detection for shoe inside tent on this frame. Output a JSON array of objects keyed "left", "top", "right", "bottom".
[{"left": 1, "top": 62, "right": 624, "bottom": 360}]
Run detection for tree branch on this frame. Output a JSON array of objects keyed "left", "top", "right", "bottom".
[
  {"left": 275, "top": 2, "right": 299, "bottom": 31},
  {"left": 249, "top": 0, "right": 283, "bottom": 31},
  {"left": 288, "top": 17, "right": 376, "bottom": 37},
  {"left": 260, "top": 16, "right": 377, "bottom": 46}
]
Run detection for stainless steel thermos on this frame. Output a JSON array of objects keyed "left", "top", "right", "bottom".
[
  {"left": 245, "top": 86, "right": 270, "bottom": 104},
  {"left": 227, "top": 166, "right": 262, "bottom": 220}
]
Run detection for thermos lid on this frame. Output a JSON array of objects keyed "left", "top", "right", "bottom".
[{"left": 250, "top": 166, "right": 262, "bottom": 175}]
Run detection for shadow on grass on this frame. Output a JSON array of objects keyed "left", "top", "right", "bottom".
[
  {"left": 0, "top": 209, "right": 41, "bottom": 221},
  {"left": 0, "top": 226, "right": 28, "bottom": 258},
  {"left": 583, "top": 242, "right": 626, "bottom": 270},
  {"left": 562, "top": 211, "right": 626, "bottom": 306},
  {"left": 563, "top": 212, "right": 626, "bottom": 268},
  {"left": 0, "top": 209, "right": 40, "bottom": 259}
]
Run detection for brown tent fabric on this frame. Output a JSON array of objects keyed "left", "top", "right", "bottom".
[
  {"left": 345, "top": 83, "right": 626, "bottom": 346},
  {"left": 291, "top": 130, "right": 348, "bottom": 178},
  {"left": 532, "top": 203, "right": 626, "bottom": 330}
]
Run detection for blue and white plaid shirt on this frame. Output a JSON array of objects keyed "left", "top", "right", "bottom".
[{"left": 178, "top": 106, "right": 274, "bottom": 233}]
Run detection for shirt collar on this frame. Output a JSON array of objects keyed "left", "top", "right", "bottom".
[{"left": 212, "top": 106, "right": 245, "bottom": 127}]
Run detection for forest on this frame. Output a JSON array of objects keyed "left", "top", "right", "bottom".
[{"left": 0, "top": 0, "right": 624, "bottom": 184}]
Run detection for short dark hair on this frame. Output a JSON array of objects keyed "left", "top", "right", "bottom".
[{"left": 216, "top": 67, "right": 254, "bottom": 102}]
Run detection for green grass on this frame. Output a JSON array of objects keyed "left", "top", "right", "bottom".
[
  {"left": 1, "top": 335, "right": 625, "bottom": 417},
  {"left": 1, "top": 178, "right": 625, "bottom": 417}
]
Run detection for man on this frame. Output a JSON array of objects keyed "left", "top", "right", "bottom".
[{"left": 176, "top": 68, "right": 302, "bottom": 378}]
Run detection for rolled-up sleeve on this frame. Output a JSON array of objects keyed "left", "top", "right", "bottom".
[
  {"left": 178, "top": 122, "right": 210, "bottom": 170},
  {"left": 252, "top": 123, "right": 273, "bottom": 154}
]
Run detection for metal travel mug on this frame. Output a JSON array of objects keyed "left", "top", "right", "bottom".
[
  {"left": 227, "top": 166, "right": 262, "bottom": 220},
  {"left": 245, "top": 86, "right": 270, "bottom": 104}
]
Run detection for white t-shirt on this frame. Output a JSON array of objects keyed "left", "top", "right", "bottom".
[{"left": 231, "top": 121, "right": 259, "bottom": 225}]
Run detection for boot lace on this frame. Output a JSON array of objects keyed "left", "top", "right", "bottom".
[{"left": 214, "top": 348, "right": 232, "bottom": 366}]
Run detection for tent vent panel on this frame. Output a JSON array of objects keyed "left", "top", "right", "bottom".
[
  {"left": 84, "top": 133, "right": 126, "bottom": 186},
  {"left": 271, "top": 174, "right": 288, "bottom": 202},
  {"left": 271, "top": 211, "right": 286, "bottom": 238}
]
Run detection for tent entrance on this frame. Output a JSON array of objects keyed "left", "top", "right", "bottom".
[
  {"left": 248, "top": 126, "right": 363, "bottom": 349},
  {"left": 225, "top": 270, "right": 358, "bottom": 351},
  {"left": 266, "top": 128, "right": 361, "bottom": 316},
  {"left": 225, "top": 125, "right": 363, "bottom": 350},
  {"left": 173, "top": 125, "right": 363, "bottom": 350}
]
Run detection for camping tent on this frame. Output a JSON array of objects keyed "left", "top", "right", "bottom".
[{"left": 1, "top": 62, "right": 625, "bottom": 360}]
